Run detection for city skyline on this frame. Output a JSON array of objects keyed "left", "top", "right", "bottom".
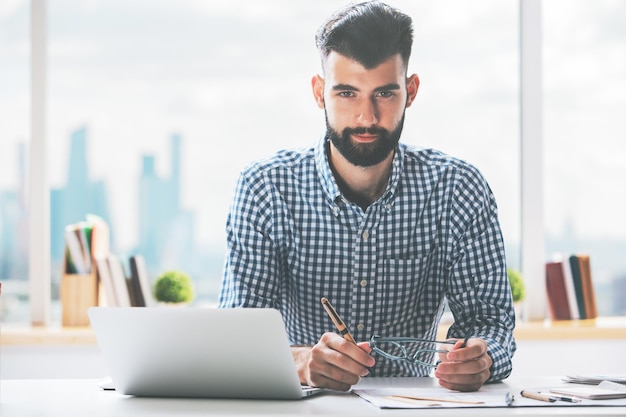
[
  {"left": 1, "top": 125, "right": 626, "bottom": 318},
  {"left": 0, "top": 127, "right": 225, "bottom": 316}
]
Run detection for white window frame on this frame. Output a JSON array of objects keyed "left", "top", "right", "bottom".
[
  {"left": 30, "top": 0, "right": 51, "bottom": 325},
  {"left": 520, "top": 0, "right": 545, "bottom": 320}
]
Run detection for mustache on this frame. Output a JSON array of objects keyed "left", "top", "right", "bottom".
[{"left": 343, "top": 126, "right": 389, "bottom": 136}]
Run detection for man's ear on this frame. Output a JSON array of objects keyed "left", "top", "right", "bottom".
[
  {"left": 311, "top": 74, "right": 325, "bottom": 109},
  {"left": 405, "top": 73, "right": 420, "bottom": 107}
]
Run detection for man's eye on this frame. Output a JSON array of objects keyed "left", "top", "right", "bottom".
[
  {"left": 377, "top": 91, "right": 394, "bottom": 98},
  {"left": 338, "top": 91, "right": 355, "bottom": 98}
]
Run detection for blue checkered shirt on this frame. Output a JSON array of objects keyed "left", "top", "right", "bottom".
[{"left": 219, "top": 137, "right": 516, "bottom": 382}]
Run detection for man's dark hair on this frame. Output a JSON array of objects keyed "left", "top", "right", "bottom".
[{"left": 315, "top": 1, "right": 413, "bottom": 70}]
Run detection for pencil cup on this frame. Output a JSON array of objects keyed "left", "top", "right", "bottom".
[{"left": 60, "top": 261, "right": 99, "bottom": 326}]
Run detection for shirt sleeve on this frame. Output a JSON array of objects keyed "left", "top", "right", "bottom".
[
  {"left": 444, "top": 165, "right": 517, "bottom": 383},
  {"left": 218, "top": 168, "right": 280, "bottom": 309}
]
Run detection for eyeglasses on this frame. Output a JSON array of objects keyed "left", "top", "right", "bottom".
[
  {"left": 370, "top": 293, "right": 477, "bottom": 368},
  {"left": 369, "top": 335, "right": 457, "bottom": 367}
]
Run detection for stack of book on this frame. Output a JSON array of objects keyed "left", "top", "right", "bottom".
[
  {"left": 545, "top": 253, "right": 598, "bottom": 321},
  {"left": 64, "top": 214, "right": 108, "bottom": 275},
  {"left": 96, "top": 254, "right": 154, "bottom": 307}
]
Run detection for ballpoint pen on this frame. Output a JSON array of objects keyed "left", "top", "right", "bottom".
[
  {"left": 458, "top": 324, "right": 474, "bottom": 349},
  {"left": 540, "top": 393, "right": 582, "bottom": 403},
  {"left": 321, "top": 297, "right": 356, "bottom": 344},
  {"left": 520, "top": 390, "right": 556, "bottom": 403}
]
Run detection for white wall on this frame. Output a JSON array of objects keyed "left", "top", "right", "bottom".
[
  {"left": 510, "top": 339, "right": 626, "bottom": 378},
  {"left": 1, "top": 345, "right": 108, "bottom": 379}
]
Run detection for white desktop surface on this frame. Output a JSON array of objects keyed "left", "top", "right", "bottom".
[{"left": 1, "top": 376, "right": 625, "bottom": 417}]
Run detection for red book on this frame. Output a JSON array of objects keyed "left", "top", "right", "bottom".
[{"left": 545, "top": 261, "right": 572, "bottom": 320}]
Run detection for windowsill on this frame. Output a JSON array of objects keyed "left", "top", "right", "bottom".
[
  {"left": 2, "top": 317, "right": 625, "bottom": 345},
  {"left": 1, "top": 324, "right": 97, "bottom": 345},
  {"left": 512, "top": 317, "right": 626, "bottom": 340},
  {"left": 437, "top": 316, "right": 626, "bottom": 340}
]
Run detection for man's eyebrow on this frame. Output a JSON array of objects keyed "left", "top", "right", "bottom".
[
  {"left": 374, "top": 83, "right": 401, "bottom": 92},
  {"left": 331, "top": 83, "right": 402, "bottom": 92},
  {"left": 332, "top": 84, "right": 358, "bottom": 91}
]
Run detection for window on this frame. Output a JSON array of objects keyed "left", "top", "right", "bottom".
[
  {"left": 543, "top": 0, "right": 626, "bottom": 316},
  {"left": 39, "top": 0, "right": 521, "bottom": 323},
  {"left": 11, "top": 0, "right": 625, "bottom": 325}
]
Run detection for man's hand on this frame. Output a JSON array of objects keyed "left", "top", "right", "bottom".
[
  {"left": 292, "top": 332, "right": 375, "bottom": 391},
  {"left": 434, "top": 338, "right": 492, "bottom": 392}
]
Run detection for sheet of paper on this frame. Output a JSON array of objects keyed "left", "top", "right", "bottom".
[
  {"left": 353, "top": 387, "right": 514, "bottom": 409},
  {"left": 354, "top": 385, "right": 626, "bottom": 409}
]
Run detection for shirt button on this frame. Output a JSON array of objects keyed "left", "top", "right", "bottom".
[
  {"left": 360, "top": 279, "right": 368, "bottom": 287},
  {"left": 361, "top": 231, "right": 369, "bottom": 240},
  {"left": 357, "top": 323, "right": 365, "bottom": 331}
]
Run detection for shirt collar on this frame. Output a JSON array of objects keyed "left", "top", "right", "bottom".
[{"left": 315, "top": 136, "right": 342, "bottom": 203}]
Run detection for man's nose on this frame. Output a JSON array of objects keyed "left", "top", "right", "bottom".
[{"left": 356, "top": 98, "right": 378, "bottom": 126}]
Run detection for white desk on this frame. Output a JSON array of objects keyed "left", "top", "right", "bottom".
[{"left": 1, "top": 377, "right": 625, "bottom": 417}]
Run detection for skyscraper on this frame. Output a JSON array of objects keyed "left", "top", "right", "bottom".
[
  {"left": 136, "top": 134, "right": 194, "bottom": 275},
  {"left": 50, "top": 127, "right": 111, "bottom": 264}
]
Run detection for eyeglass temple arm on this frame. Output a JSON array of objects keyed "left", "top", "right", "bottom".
[{"left": 461, "top": 301, "right": 477, "bottom": 348}]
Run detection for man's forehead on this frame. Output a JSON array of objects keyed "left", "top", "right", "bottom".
[
  {"left": 323, "top": 52, "right": 407, "bottom": 88},
  {"left": 323, "top": 51, "right": 406, "bottom": 72}
]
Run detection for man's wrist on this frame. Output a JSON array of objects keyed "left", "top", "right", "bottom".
[{"left": 291, "top": 345, "right": 314, "bottom": 385}]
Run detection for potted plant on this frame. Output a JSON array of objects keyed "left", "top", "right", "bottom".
[
  {"left": 153, "top": 270, "right": 195, "bottom": 305},
  {"left": 507, "top": 268, "right": 525, "bottom": 321}
]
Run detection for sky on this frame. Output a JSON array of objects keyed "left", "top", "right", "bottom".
[{"left": 1, "top": 0, "right": 625, "bottom": 254}]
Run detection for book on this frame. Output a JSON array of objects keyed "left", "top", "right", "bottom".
[
  {"left": 96, "top": 258, "right": 118, "bottom": 307},
  {"left": 551, "top": 380, "right": 626, "bottom": 400},
  {"left": 563, "top": 374, "right": 626, "bottom": 385},
  {"left": 129, "top": 255, "right": 154, "bottom": 307},
  {"left": 568, "top": 255, "right": 587, "bottom": 319},
  {"left": 106, "top": 254, "right": 132, "bottom": 307},
  {"left": 87, "top": 214, "right": 110, "bottom": 261},
  {"left": 85, "top": 214, "right": 110, "bottom": 307},
  {"left": 64, "top": 224, "right": 90, "bottom": 274},
  {"left": 551, "top": 253, "right": 580, "bottom": 320},
  {"left": 559, "top": 254, "right": 580, "bottom": 320},
  {"left": 577, "top": 254, "right": 598, "bottom": 319},
  {"left": 63, "top": 216, "right": 107, "bottom": 275},
  {"left": 545, "top": 261, "right": 571, "bottom": 320}
]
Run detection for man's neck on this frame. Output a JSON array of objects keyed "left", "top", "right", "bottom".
[{"left": 327, "top": 142, "right": 394, "bottom": 210}]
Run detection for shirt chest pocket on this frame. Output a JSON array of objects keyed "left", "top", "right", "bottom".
[{"left": 378, "top": 251, "right": 439, "bottom": 330}]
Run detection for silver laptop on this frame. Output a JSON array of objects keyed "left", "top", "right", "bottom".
[{"left": 88, "top": 307, "right": 323, "bottom": 399}]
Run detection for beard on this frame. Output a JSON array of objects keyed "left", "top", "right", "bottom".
[{"left": 325, "top": 113, "right": 405, "bottom": 167}]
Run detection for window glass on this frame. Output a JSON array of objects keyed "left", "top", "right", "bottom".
[
  {"left": 544, "top": 0, "right": 626, "bottom": 316},
  {"left": 401, "top": 0, "right": 520, "bottom": 269},
  {"left": 0, "top": 1, "right": 30, "bottom": 323},
  {"left": 42, "top": 0, "right": 519, "bottom": 319}
]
